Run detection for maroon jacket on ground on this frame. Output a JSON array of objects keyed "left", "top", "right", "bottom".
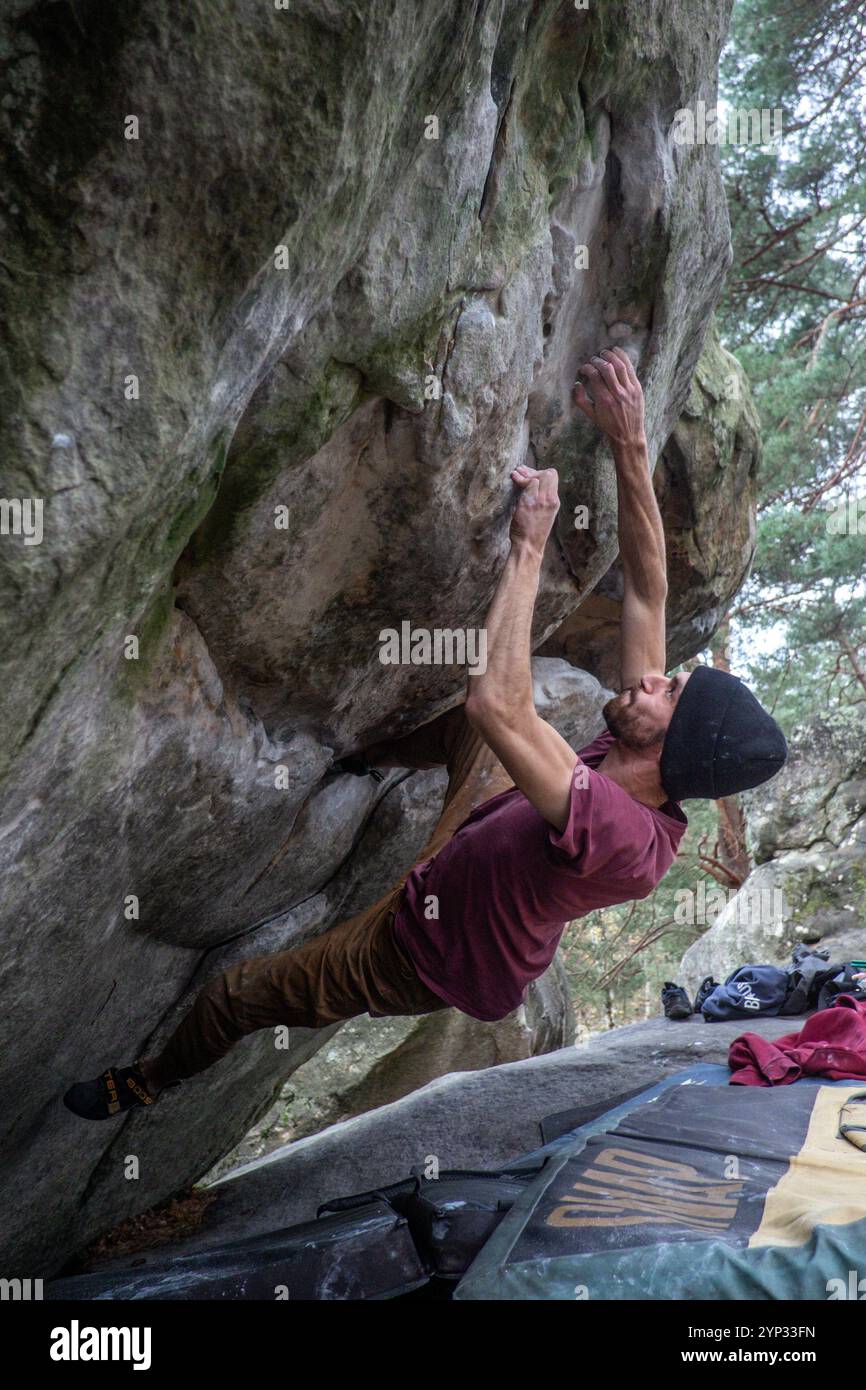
[{"left": 728, "top": 996, "right": 866, "bottom": 1086}]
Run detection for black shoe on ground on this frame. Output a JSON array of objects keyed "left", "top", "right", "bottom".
[
  {"left": 63, "top": 1062, "right": 157, "bottom": 1121},
  {"left": 661, "top": 982, "right": 693, "bottom": 1021},
  {"left": 694, "top": 975, "right": 719, "bottom": 1013}
]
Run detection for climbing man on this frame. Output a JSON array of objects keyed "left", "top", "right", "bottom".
[{"left": 64, "top": 346, "right": 787, "bottom": 1120}]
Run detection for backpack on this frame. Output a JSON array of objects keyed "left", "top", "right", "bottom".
[{"left": 700, "top": 964, "right": 790, "bottom": 1021}]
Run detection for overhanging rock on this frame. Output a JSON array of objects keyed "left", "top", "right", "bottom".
[{"left": 1, "top": 0, "right": 744, "bottom": 1274}]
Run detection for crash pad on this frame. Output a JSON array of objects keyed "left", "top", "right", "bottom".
[
  {"left": 454, "top": 1072, "right": 866, "bottom": 1300},
  {"left": 46, "top": 1199, "right": 428, "bottom": 1301}
]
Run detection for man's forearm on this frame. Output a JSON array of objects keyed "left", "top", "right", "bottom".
[
  {"left": 461, "top": 465, "right": 576, "bottom": 831},
  {"left": 466, "top": 541, "right": 541, "bottom": 719},
  {"left": 613, "top": 436, "right": 668, "bottom": 600}
]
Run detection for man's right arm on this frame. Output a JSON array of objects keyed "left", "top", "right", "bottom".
[{"left": 465, "top": 465, "right": 579, "bottom": 834}]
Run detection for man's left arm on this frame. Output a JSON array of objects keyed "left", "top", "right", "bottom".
[{"left": 574, "top": 348, "right": 668, "bottom": 691}]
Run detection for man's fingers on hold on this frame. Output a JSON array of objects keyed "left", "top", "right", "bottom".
[
  {"left": 540, "top": 468, "right": 559, "bottom": 502},
  {"left": 592, "top": 355, "right": 619, "bottom": 389},
  {"left": 512, "top": 464, "right": 538, "bottom": 487},
  {"left": 573, "top": 382, "right": 596, "bottom": 418},
  {"left": 600, "top": 348, "right": 629, "bottom": 387},
  {"left": 612, "top": 346, "right": 638, "bottom": 381}
]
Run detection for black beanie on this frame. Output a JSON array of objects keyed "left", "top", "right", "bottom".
[{"left": 660, "top": 666, "right": 787, "bottom": 803}]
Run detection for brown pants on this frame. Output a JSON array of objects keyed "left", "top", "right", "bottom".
[{"left": 154, "top": 707, "right": 514, "bottom": 1083}]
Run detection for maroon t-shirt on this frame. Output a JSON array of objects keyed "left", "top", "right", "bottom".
[{"left": 393, "top": 730, "right": 687, "bottom": 1022}]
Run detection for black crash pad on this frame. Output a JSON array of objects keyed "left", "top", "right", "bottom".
[
  {"left": 46, "top": 1199, "right": 428, "bottom": 1301},
  {"left": 319, "top": 1166, "right": 544, "bottom": 1279}
]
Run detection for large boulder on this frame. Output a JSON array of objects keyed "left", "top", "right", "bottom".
[
  {"left": 0, "top": 0, "right": 741, "bottom": 1274},
  {"left": 680, "top": 707, "right": 866, "bottom": 991}
]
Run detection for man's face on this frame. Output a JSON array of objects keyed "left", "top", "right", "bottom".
[{"left": 603, "top": 672, "right": 690, "bottom": 749}]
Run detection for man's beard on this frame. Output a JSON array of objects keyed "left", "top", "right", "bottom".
[{"left": 602, "top": 691, "right": 667, "bottom": 750}]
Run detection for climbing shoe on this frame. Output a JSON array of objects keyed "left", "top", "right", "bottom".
[
  {"left": 63, "top": 1061, "right": 156, "bottom": 1121},
  {"left": 694, "top": 975, "right": 719, "bottom": 1013},
  {"left": 661, "top": 982, "right": 693, "bottom": 1020},
  {"left": 333, "top": 755, "right": 384, "bottom": 782}
]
